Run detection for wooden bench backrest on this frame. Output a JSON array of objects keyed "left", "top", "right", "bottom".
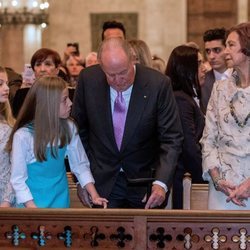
[
  {"left": 67, "top": 172, "right": 85, "bottom": 208},
  {"left": 67, "top": 172, "right": 174, "bottom": 209},
  {"left": 183, "top": 173, "right": 209, "bottom": 210}
]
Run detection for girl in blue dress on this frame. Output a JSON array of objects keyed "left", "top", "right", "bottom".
[{"left": 7, "top": 76, "right": 108, "bottom": 208}]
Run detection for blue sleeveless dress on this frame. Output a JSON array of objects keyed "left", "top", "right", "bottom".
[
  {"left": 25, "top": 146, "right": 70, "bottom": 208},
  {"left": 23, "top": 125, "right": 70, "bottom": 208}
]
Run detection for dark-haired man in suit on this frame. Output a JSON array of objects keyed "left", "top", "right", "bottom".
[
  {"left": 201, "top": 28, "right": 233, "bottom": 111},
  {"left": 72, "top": 38, "right": 183, "bottom": 209},
  {"left": 101, "top": 20, "right": 126, "bottom": 40}
]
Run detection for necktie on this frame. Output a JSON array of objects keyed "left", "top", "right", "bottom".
[{"left": 113, "top": 91, "right": 127, "bottom": 150}]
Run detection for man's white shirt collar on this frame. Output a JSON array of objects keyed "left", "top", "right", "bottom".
[{"left": 213, "top": 68, "right": 233, "bottom": 81}]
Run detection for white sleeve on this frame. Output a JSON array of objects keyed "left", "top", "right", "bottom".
[
  {"left": 10, "top": 130, "right": 33, "bottom": 204},
  {"left": 200, "top": 82, "right": 220, "bottom": 181},
  {"left": 66, "top": 122, "right": 95, "bottom": 188}
]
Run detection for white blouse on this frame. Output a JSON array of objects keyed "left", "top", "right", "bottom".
[
  {"left": 11, "top": 120, "right": 94, "bottom": 204},
  {"left": 201, "top": 74, "right": 250, "bottom": 209},
  {"left": 201, "top": 74, "right": 250, "bottom": 180}
]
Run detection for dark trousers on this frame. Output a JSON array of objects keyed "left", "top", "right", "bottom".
[
  {"left": 172, "top": 166, "right": 184, "bottom": 209},
  {"left": 107, "top": 172, "right": 147, "bottom": 208}
]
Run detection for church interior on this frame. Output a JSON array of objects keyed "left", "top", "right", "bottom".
[
  {"left": 0, "top": 0, "right": 249, "bottom": 249},
  {"left": 0, "top": 0, "right": 249, "bottom": 73}
]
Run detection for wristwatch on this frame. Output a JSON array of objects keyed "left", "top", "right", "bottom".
[{"left": 213, "top": 176, "right": 224, "bottom": 190}]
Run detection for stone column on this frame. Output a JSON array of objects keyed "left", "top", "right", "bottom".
[
  {"left": 237, "top": 0, "right": 248, "bottom": 23},
  {"left": 0, "top": 25, "right": 25, "bottom": 73},
  {"left": 23, "top": 24, "right": 42, "bottom": 65},
  {"left": 143, "top": 0, "right": 187, "bottom": 61}
]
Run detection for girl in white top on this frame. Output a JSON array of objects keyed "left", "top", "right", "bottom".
[{"left": 7, "top": 76, "right": 108, "bottom": 208}]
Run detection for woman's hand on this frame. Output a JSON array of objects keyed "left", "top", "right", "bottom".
[
  {"left": 0, "top": 201, "right": 11, "bottom": 207},
  {"left": 24, "top": 200, "right": 37, "bottom": 208},
  {"left": 226, "top": 179, "right": 250, "bottom": 206},
  {"left": 84, "top": 182, "right": 108, "bottom": 208},
  {"left": 209, "top": 167, "right": 236, "bottom": 198},
  {"left": 91, "top": 196, "right": 108, "bottom": 209},
  {"left": 216, "top": 179, "right": 236, "bottom": 196}
]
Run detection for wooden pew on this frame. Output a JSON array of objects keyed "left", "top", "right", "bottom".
[
  {"left": 0, "top": 209, "right": 249, "bottom": 249},
  {"left": 183, "top": 173, "right": 209, "bottom": 210},
  {"left": 67, "top": 172, "right": 86, "bottom": 208},
  {"left": 67, "top": 172, "right": 174, "bottom": 209}
]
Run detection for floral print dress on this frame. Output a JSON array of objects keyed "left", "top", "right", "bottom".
[
  {"left": 0, "top": 122, "right": 15, "bottom": 206},
  {"left": 201, "top": 73, "right": 250, "bottom": 210}
]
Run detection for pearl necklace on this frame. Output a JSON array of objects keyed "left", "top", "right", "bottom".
[{"left": 229, "top": 93, "right": 250, "bottom": 128}]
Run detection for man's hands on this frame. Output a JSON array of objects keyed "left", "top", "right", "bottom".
[{"left": 144, "top": 184, "right": 166, "bottom": 209}]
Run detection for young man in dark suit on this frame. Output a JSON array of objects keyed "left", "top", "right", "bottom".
[
  {"left": 201, "top": 28, "right": 233, "bottom": 111},
  {"left": 101, "top": 20, "right": 126, "bottom": 41},
  {"left": 72, "top": 38, "right": 183, "bottom": 208}
]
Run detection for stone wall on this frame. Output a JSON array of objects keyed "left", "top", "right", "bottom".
[
  {"left": 45, "top": 0, "right": 186, "bottom": 67},
  {"left": 249, "top": 0, "right": 250, "bottom": 19},
  {"left": 90, "top": 12, "right": 138, "bottom": 51},
  {"left": 0, "top": 0, "right": 248, "bottom": 73},
  {"left": 187, "top": 0, "right": 238, "bottom": 50},
  {"left": 0, "top": 0, "right": 186, "bottom": 72}
]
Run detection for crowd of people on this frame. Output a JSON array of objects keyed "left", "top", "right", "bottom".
[{"left": 0, "top": 20, "right": 249, "bottom": 210}]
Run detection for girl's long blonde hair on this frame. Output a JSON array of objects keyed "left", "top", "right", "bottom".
[
  {"left": 0, "top": 66, "right": 15, "bottom": 127},
  {"left": 7, "top": 76, "right": 71, "bottom": 161}
]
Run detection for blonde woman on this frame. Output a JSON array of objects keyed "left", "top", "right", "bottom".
[
  {"left": 8, "top": 76, "right": 108, "bottom": 208},
  {"left": 128, "top": 39, "right": 153, "bottom": 68},
  {"left": 0, "top": 66, "right": 16, "bottom": 207}
]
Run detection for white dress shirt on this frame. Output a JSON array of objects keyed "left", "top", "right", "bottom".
[{"left": 214, "top": 68, "right": 233, "bottom": 81}]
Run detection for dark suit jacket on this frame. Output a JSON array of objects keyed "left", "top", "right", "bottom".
[
  {"left": 12, "top": 88, "right": 29, "bottom": 118},
  {"left": 72, "top": 64, "right": 183, "bottom": 198},
  {"left": 201, "top": 69, "right": 215, "bottom": 112},
  {"left": 6, "top": 68, "right": 22, "bottom": 107},
  {"left": 174, "top": 91, "right": 205, "bottom": 183}
]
